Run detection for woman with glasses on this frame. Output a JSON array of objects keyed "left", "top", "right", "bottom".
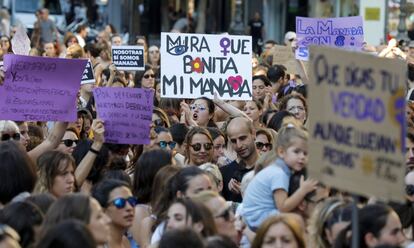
[
  {"left": 92, "top": 179, "right": 137, "bottom": 248},
  {"left": 56, "top": 128, "right": 79, "bottom": 154},
  {"left": 40, "top": 193, "right": 111, "bottom": 247},
  {"left": 192, "top": 190, "right": 239, "bottom": 245},
  {"left": 184, "top": 127, "right": 214, "bottom": 166},
  {"left": 152, "top": 107, "right": 171, "bottom": 128},
  {"left": 134, "top": 65, "right": 156, "bottom": 90},
  {"left": 255, "top": 128, "right": 273, "bottom": 155},
  {"left": 278, "top": 93, "right": 308, "bottom": 125},
  {"left": 153, "top": 127, "right": 176, "bottom": 152}
]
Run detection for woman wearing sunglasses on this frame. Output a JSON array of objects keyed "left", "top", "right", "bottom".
[
  {"left": 56, "top": 128, "right": 79, "bottom": 154},
  {"left": 92, "top": 179, "right": 137, "bottom": 248},
  {"left": 255, "top": 128, "right": 273, "bottom": 155},
  {"left": 134, "top": 65, "right": 156, "bottom": 90},
  {"left": 154, "top": 127, "right": 176, "bottom": 151},
  {"left": 184, "top": 127, "right": 214, "bottom": 166}
]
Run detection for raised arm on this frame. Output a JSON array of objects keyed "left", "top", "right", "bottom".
[
  {"left": 213, "top": 93, "right": 251, "bottom": 121},
  {"left": 74, "top": 119, "right": 105, "bottom": 187},
  {"left": 28, "top": 122, "right": 68, "bottom": 162}
]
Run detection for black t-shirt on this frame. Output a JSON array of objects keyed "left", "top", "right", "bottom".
[
  {"left": 220, "top": 160, "right": 253, "bottom": 203},
  {"left": 248, "top": 19, "right": 264, "bottom": 39}
]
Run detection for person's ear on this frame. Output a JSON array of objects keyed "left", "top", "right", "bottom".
[
  {"left": 364, "top": 233, "right": 378, "bottom": 248},
  {"left": 277, "top": 147, "right": 285, "bottom": 158},
  {"left": 193, "top": 222, "right": 204, "bottom": 233},
  {"left": 176, "top": 191, "right": 184, "bottom": 198}
]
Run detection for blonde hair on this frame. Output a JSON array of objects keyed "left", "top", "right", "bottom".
[
  {"left": 276, "top": 125, "right": 308, "bottom": 150},
  {"left": 199, "top": 163, "right": 222, "bottom": 188},
  {"left": 0, "top": 120, "right": 19, "bottom": 135}
]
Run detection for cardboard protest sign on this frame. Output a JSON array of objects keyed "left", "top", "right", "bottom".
[
  {"left": 81, "top": 60, "right": 95, "bottom": 84},
  {"left": 0, "top": 55, "right": 87, "bottom": 121},
  {"left": 271, "top": 45, "right": 297, "bottom": 74},
  {"left": 112, "top": 46, "right": 144, "bottom": 71},
  {"left": 11, "top": 25, "right": 30, "bottom": 56},
  {"left": 308, "top": 46, "right": 406, "bottom": 201},
  {"left": 161, "top": 32, "right": 252, "bottom": 100},
  {"left": 295, "top": 16, "right": 364, "bottom": 61},
  {"left": 93, "top": 87, "right": 153, "bottom": 144}
]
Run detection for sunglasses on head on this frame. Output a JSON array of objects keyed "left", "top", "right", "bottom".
[
  {"left": 158, "top": 140, "right": 176, "bottom": 149},
  {"left": 190, "top": 143, "right": 213, "bottom": 152},
  {"left": 108, "top": 196, "right": 138, "bottom": 209},
  {"left": 215, "top": 206, "right": 233, "bottom": 221},
  {"left": 62, "top": 139, "right": 78, "bottom": 147},
  {"left": 406, "top": 184, "right": 414, "bottom": 196},
  {"left": 255, "top": 142, "right": 272, "bottom": 150},
  {"left": 143, "top": 74, "right": 155, "bottom": 79},
  {"left": 1, "top": 133, "right": 20, "bottom": 141}
]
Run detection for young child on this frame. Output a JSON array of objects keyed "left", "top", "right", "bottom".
[{"left": 241, "top": 124, "right": 317, "bottom": 230}]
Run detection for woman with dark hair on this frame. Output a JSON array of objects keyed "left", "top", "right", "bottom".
[
  {"left": 190, "top": 97, "right": 217, "bottom": 128},
  {"left": 0, "top": 201, "right": 43, "bottom": 248},
  {"left": 207, "top": 127, "right": 226, "bottom": 165},
  {"left": 184, "top": 127, "right": 214, "bottom": 166},
  {"left": 278, "top": 93, "right": 308, "bottom": 124},
  {"left": 252, "top": 75, "right": 272, "bottom": 101},
  {"left": 41, "top": 193, "right": 110, "bottom": 246},
  {"left": 36, "top": 220, "right": 96, "bottom": 248},
  {"left": 92, "top": 179, "right": 137, "bottom": 248},
  {"left": 153, "top": 127, "right": 176, "bottom": 152},
  {"left": 130, "top": 149, "right": 173, "bottom": 245},
  {"left": 166, "top": 198, "right": 217, "bottom": 238},
  {"left": 56, "top": 128, "right": 79, "bottom": 154},
  {"left": 266, "top": 110, "right": 296, "bottom": 132},
  {"left": 335, "top": 203, "right": 405, "bottom": 248},
  {"left": 251, "top": 214, "right": 306, "bottom": 248},
  {"left": 134, "top": 65, "right": 156, "bottom": 90},
  {"left": 150, "top": 167, "right": 212, "bottom": 245},
  {"left": 34, "top": 151, "right": 76, "bottom": 198},
  {"left": 0, "top": 141, "right": 37, "bottom": 206}
]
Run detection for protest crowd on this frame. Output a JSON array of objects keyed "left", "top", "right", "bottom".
[{"left": 1, "top": 4, "right": 414, "bottom": 248}]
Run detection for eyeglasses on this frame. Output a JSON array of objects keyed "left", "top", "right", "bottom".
[
  {"left": 255, "top": 142, "right": 272, "bottom": 150},
  {"left": 190, "top": 104, "right": 207, "bottom": 111},
  {"left": 215, "top": 206, "right": 233, "bottom": 221},
  {"left": 62, "top": 139, "right": 78, "bottom": 147},
  {"left": 1, "top": 133, "right": 20, "bottom": 141},
  {"left": 143, "top": 74, "right": 155, "bottom": 79},
  {"left": 158, "top": 141, "right": 177, "bottom": 149},
  {"left": 108, "top": 196, "right": 138, "bottom": 209},
  {"left": 406, "top": 185, "right": 414, "bottom": 196},
  {"left": 153, "top": 119, "right": 165, "bottom": 127},
  {"left": 287, "top": 106, "right": 305, "bottom": 113},
  {"left": 190, "top": 143, "right": 213, "bottom": 151}
]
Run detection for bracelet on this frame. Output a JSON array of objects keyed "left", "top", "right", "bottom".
[{"left": 89, "top": 147, "right": 100, "bottom": 155}]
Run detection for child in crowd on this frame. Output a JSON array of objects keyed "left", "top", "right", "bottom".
[{"left": 242, "top": 124, "right": 317, "bottom": 230}]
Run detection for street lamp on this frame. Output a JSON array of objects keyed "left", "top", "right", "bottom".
[
  {"left": 229, "top": 0, "right": 245, "bottom": 35},
  {"left": 397, "top": 0, "right": 410, "bottom": 42}
]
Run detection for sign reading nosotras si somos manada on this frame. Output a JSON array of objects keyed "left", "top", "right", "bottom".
[
  {"left": 112, "top": 46, "right": 144, "bottom": 71},
  {"left": 161, "top": 32, "right": 252, "bottom": 100},
  {"left": 308, "top": 46, "right": 406, "bottom": 202}
]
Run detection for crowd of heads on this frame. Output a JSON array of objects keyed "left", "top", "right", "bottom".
[{"left": 0, "top": 6, "right": 414, "bottom": 248}]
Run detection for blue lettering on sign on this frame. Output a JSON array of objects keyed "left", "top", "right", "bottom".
[
  {"left": 330, "top": 90, "right": 385, "bottom": 123},
  {"left": 297, "top": 19, "right": 364, "bottom": 36}
]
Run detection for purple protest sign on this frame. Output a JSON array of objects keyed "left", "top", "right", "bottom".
[
  {"left": 0, "top": 54, "right": 87, "bottom": 121},
  {"left": 93, "top": 87, "right": 153, "bottom": 144},
  {"left": 295, "top": 16, "right": 364, "bottom": 61}
]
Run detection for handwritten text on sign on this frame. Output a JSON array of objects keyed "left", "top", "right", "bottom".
[
  {"left": 93, "top": 87, "right": 153, "bottom": 145},
  {"left": 0, "top": 55, "right": 87, "bottom": 121},
  {"left": 161, "top": 32, "right": 252, "bottom": 100},
  {"left": 112, "top": 46, "right": 144, "bottom": 71},
  {"left": 295, "top": 16, "right": 364, "bottom": 61},
  {"left": 308, "top": 46, "right": 406, "bottom": 201}
]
